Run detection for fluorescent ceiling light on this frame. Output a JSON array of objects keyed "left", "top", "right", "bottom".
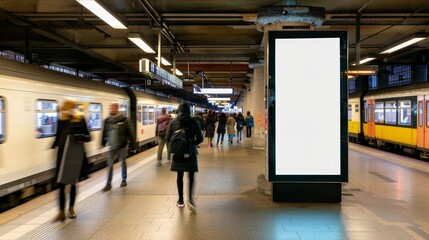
[
  {"left": 351, "top": 57, "right": 376, "bottom": 66},
  {"left": 380, "top": 32, "right": 428, "bottom": 54},
  {"left": 76, "top": 0, "right": 127, "bottom": 29},
  {"left": 207, "top": 97, "right": 230, "bottom": 101},
  {"left": 128, "top": 33, "right": 155, "bottom": 53},
  {"left": 171, "top": 69, "right": 183, "bottom": 76},
  {"left": 155, "top": 57, "right": 171, "bottom": 66},
  {"left": 347, "top": 70, "right": 376, "bottom": 75},
  {"left": 194, "top": 88, "right": 233, "bottom": 94}
]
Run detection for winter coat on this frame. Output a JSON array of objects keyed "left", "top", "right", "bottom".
[
  {"left": 166, "top": 113, "right": 204, "bottom": 172},
  {"left": 226, "top": 116, "right": 236, "bottom": 135},
  {"left": 236, "top": 114, "right": 245, "bottom": 130},
  {"left": 204, "top": 113, "right": 216, "bottom": 138},
  {"left": 156, "top": 113, "right": 171, "bottom": 136},
  {"left": 52, "top": 116, "right": 91, "bottom": 182},
  {"left": 101, "top": 114, "right": 136, "bottom": 150},
  {"left": 216, "top": 114, "right": 227, "bottom": 134}
]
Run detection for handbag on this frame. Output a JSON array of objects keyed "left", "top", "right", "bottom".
[{"left": 57, "top": 134, "right": 84, "bottom": 184}]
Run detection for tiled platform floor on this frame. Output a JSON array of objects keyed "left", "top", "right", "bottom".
[{"left": 2, "top": 142, "right": 429, "bottom": 240}]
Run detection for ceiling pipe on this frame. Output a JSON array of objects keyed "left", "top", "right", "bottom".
[{"left": 137, "top": 0, "right": 186, "bottom": 53}]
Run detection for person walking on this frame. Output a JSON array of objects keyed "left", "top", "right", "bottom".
[
  {"left": 245, "top": 111, "right": 254, "bottom": 138},
  {"left": 236, "top": 112, "right": 245, "bottom": 143},
  {"left": 101, "top": 103, "right": 136, "bottom": 191},
  {"left": 226, "top": 114, "right": 236, "bottom": 144},
  {"left": 52, "top": 99, "right": 91, "bottom": 221},
  {"left": 216, "top": 112, "right": 227, "bottom": 147},
  {"left": 156, "top": 107, "right": 171, "bottom": 165},
  {"left": 204, "top": 110, "right": 216, "bottom": 147},
  {"left": 165, "top": 103, "right": 204, "bottom": 211}
]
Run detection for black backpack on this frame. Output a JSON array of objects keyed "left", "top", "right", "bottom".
[{"left": 169, "top": 128, "right": 192, "bottom": 161}]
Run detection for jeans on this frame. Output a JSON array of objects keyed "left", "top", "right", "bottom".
[
  {"left": 246, "top": 127, "right": 252, "bottom": 138},
  {"left": 157, "top": 135, "right": 171, "bottom": 161},
  {"left": 237, "top": 129, "right": 243, "bottom": 141},
  {"left": 106, "top": 147, "right": 127, "bottom": 185},
  {"left": 217, "top": 133, "right": 225, "bottom": 144}
]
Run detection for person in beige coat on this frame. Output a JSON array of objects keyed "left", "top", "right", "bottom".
[{"left": 226, "top": 114, "right": 236, "bottom": 144}]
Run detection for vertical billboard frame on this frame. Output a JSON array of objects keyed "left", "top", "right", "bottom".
[{"left": 267, "top": 31, "right": 348, "bottom": 184}]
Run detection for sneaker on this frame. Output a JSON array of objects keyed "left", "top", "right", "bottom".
[
  {"left": 103, "top": 184, "right": 111, "bottom": 192},
  {"left": 187, "top": 200, "right": 196, "bottom": 212},
  {"left": 120, "top": 180, "right": 127, "bottom": 187},
  {"left": 176, "top": 200, "right": 185, "bottom": 208},
  {"left": 157, "top": 161, "right": 162, "bottom": 166},
  {"left": 220, "top": 142, "right": 224, "bottom": 147}
]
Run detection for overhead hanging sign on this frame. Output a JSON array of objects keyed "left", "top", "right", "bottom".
[
  {"left": 139, "top": 59, "right": 183, "bottom": 89},
  {"left": 193, "top": 88, "right": 233, "bottom": 94}
]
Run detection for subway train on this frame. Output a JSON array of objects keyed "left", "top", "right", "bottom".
[
  {"left": 348, "top": 82, "right": 429, "bottom": 159},
  {"left": 0, "top": 57, "right": 201, "bottom": 210}
]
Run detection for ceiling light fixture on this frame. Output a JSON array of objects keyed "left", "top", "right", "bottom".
[
  {"left": 172, "top": 69, "right": 183, "bottom": 76},
  {"left": 155, "top": 57, "right": 171, "bottom": 66},
  {"left": 76, "top": 0, "right": 127, "bottom": 29},
  {"left": 207, "top": 97, "right": 231, "bottom": 101},
  {"left": 380, "top": 32, "right": 428, "bottom": 54},
  {"left": 351, "top": 56, "right": 376, "bottom": 66},
  {"left": 128, "top": 33, "right": 155, "bottom": 53}
]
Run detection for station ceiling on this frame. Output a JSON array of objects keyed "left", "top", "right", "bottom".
[{"left": 1, "top": 0, "right": 429, "bottom": 104}]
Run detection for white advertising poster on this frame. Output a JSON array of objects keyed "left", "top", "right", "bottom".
[{"left": 275, "top": 38, "right": 341, "bottom": 175}]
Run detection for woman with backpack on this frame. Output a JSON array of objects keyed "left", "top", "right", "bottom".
[{"left": 166, "top": 103, "right": 204, "bottom": 211}]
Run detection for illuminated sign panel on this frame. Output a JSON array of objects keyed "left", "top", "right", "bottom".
[
  {"left": 268, "top": 31, "right": 348, "bottom": 182},
  {"left": 139, "top": 59, "right": 183, "bottom": 89},
  {"left": 193, "top": 88, "right": 233, "bottom": 94}
]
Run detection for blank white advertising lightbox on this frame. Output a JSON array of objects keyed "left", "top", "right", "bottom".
[{"left": 275, "top": 37, "right": 341, "bottom": 176}]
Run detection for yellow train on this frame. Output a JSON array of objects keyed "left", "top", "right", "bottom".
[{"left": 348, "top": 83, "right": 429, "bottom": 159}]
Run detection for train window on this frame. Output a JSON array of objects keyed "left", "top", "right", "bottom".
[
  {"left": 142, "top": 105, "right": 148, "bottom": 125},
  {"left": 148, "top": 106, "right": 155, "bottom": 124},
  {"left": 426, "top": 102, "right": 429, "bottom": 127},
  {"left": 0, "top": 97, "right": 4, "bottom": 143},
  {"left": 398, "top": 100, "right": 411, "bottom": 126},
  {"left": 137, "top": 105, "right": 142, "bottom": 123},
  {"left": 375, "top": 102, "right": 384, "bottom": 123},
  {"left": 355, "top": 104, "right": 359, "bottom": 112},
  {"left": 385, "top": 101, "right": 397, "bottom": 125},
  {"left": 88, "top": 103, "right": 102, "bottom": 131},
  {"left": 418, "top": 101, "right": 423, "bottom": 127},
  {"left": 348, "top": 104, "right": 352, "bottom": 120},
  {"left": 364, "top": 102, "right": 368, "bottom": 122},
  {"left": 36, "top": 100, "right": 58, "bottom": 138}
]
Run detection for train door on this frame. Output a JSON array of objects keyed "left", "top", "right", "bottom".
[
  {"left": 367, "top": 99, "right": 376, "bottom": 138},
  {"left": 417, "top": 96, "right": 425, "bottom": 148}
]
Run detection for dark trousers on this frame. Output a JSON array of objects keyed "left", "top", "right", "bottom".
[
  {"left": 246, "top": 127, "right": 252, "bottom": 138},
  {"left": 217, "top": 133, "right": 225, "bottom": 144},
  {"left": 59, "top": 184, "right": 76, "bottom": 210},
  {"left": 177, "top": 171, "right": 195, "bottom": 202}
]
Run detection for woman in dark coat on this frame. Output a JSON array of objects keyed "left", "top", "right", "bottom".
[
  {"left": 166, "top": 103, "right": 204, "bottom": 211},
  {"left": 204, "top": 110, "right": 216, "bottom": 147},
  {"left": 216, "top": 112, "right": 227, "bottom": 146},
  {"left": 52, "top": 100, "right": 90, "bottom": 221}
]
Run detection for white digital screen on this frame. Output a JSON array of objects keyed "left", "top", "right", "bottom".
[{"left": 275, "top": 38, "right": 341, "bottom": 175}]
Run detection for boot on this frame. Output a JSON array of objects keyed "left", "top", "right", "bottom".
[
  {"left": 53, "top": 210, "right": 66, "bottom": 222},
  {"left": 68, "top": 206, "right": 77, "bottom": 219}
]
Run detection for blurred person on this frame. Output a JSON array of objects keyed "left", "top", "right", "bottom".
[
  {"left": 245, "top": 111, "right": 254, "bottom": 138},
  {"left": 216, "top": 112, "right": 227, "bottom": 147},
  {"left": 101, "top": 103, "right": 137, "bottom": 191},
  {"left": 52, "top": 99, "right": 91, "bottom": 221},
  {"left": 204, "top": 110, "right": 216, "bottom": 148},
  {"left": 236, "top": 112, "right": 245, "bottom": 142},
  {"left": 156, "top": 107, "right": 171, "bottom": 165},
  {"left": 166, "top": 103, "right": 204, "bottom": 211},
  {"left": 226, "top": 113, "right": 236, "bottom": 144}
]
